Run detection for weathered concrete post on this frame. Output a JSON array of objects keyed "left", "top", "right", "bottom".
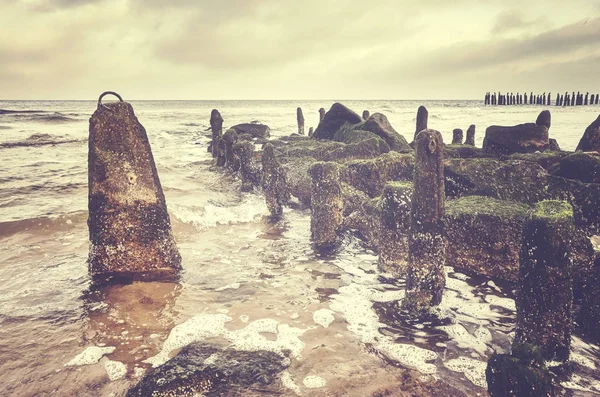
[
  {"left": 402, "top": 129, "right": 446, "bottom": 313},
  {"left": 379, "top": 182, "right": 413, "bottom": 276},
  {"left": 234, "top": 141, "right": 260, "bottom": 192},
  {"left": 309, "top": 162, "right": 344, "bottom": 249},
  {"left": 465, "top": 124, "right": 476, "bottom": 146},
  {"left": 414, "top": 106, "right": 428, "bottom": 140},
  {"left": 362, "top": 110, "right": 370, "bottom": 120},
  {"left": 88, "top": 92, "right": 181, "bottom": 281},
  {"left": 297, "top": 107, "right": 305, "bottom": 135},
  {"left": 319, "top": 108, "right": 326, "bottom": 123},
  {"left": 210, "top": 109, "right": 223, "bottom": 158},
  {"left": 515, "top": 200, "right": 574, "bottom": 361},
  {"left": 262, "top": 143, "right": 289, "bottom": 217},
  {"left": 223, "top": 129, "right": 240, "bottom": 171},
  {"left": 452, "top": 128, "right": 463, "bottom": 144}
]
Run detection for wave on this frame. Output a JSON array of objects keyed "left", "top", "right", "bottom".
[
  {"left": 0, "top": 109, "right": 47, "bottom": 114},
  {"left": 0, "top": 134, "right": 84, "bottom": 149},
  {"left": 0, "top": 211, "right": 88, "bottom": 239}
]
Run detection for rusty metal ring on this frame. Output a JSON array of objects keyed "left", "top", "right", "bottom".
[{"left": 98, "top": 91, "right": 124, "bottom": 110}]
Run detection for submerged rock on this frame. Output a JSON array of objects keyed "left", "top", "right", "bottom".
[
  {"left": 444, "top": 196, "right": 529, "bottom": 281},
  {"left": 516, "top": 200, "right": 574, "bottom": 361},
  {"left": 126, "top": 342, "right": 289, "bottom": 397},
  {"left": 483, "top": 123, "right": 549, "bottom": 155},
  {"left": 231, "top": 123, "right": 270, "bottom": 139},
  {"left": 576, "top": 114, "right": 600, "bottom": 152},
  {"left": 88, "top": 96, "right": 181, "bottom": 281},
  {"left": 486, "top": 344, "right": 554, "bottom": 397},
  {"left": 360, "top": 113, "right": 411, "bottom": 152},
  {"left": 313, "top": 103, "right": 362, "bottom": 140}
]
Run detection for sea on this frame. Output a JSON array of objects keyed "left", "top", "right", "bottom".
[{"left": 0, "top": 99, "right": 599, "bottom": 396}]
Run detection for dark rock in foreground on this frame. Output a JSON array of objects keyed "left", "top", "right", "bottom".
[
  {"left": 576, "top": 114, "right": 600, "bottom": 152},
  {"left": 360, "top": 113, "right": 411, "bottom": 152},
  {"left": 126, "top": 342, "right": 289, "bottom": 397},
  {"left": 483, "top": 123, "right": 549, "bottom": 155},
  {"left": 313, "top": 103, "right": 362, "bottom": 140},
  {"left": 556, "top": 152, "right": 600, "bottom": 184},
  {"left": 231, "top": 123, "right": 271, "bottom": 139}
]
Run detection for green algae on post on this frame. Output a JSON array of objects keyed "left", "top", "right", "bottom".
[{"left": 310, "top": 162, "right": 344, "bottom": 249}]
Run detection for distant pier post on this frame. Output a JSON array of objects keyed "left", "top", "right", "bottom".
[
  {"left": 88, "top": 92, "right": 181, "bottom": 281},
  {"left": 452, "top": 128, "right": 463, "bottom": 144},
  {"left": 465, "top": 124, "right": 476, "bottom": 146},
  {"left": 402, "top": 129, "right": 446, "bottom": 313},
  {"left": 524, "top": 93, "right": 528, "bottom": 105},
  {"left": 515, "top": 200, "right": 574, "bottom": 361},
  {"left": 297, "top": 107, "right": 305, "bottom": 135},
  {"left": 585, "top": 93, "right": 589, "bottom": 106}
]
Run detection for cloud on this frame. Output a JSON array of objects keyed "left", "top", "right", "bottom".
[{"left": 491, "top": 10, "right": 549, "bottom": 36}]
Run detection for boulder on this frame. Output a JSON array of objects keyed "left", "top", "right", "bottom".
[
  {"left": 343, "top": 152, "right": 414, "bottom": 197},
  {"left": 576, "top": 114, "right": 600, "bottom": 152},
  {"left": 334, "top": 127, "right": 383, "bottom": 144},
  {"left": 548, "top": 138, "right": 561, "bottom": 151},
  {"left": 505, "top": 151, "right": 568, "bottom": 171},
  {"left": 547, "top": 176, "right": 600, "bottom": 235},
  {"left": 443, "top": 196, "right": 529, "bottom": 281},
  {"left": 483, "top": 123, "right": 549, "bottom": 155},
  {"left": 359, "top": 113, "right": 411, "bottom": 152},
  {"left": 444, "top": 144, "right": 486, "bottom": 159},
  {"left": 126, "top": 342, "right": 289, "bottom": 397},
  {"left": 323, "top": 137, "right": 390, "bottom": 162},
  {"left": 444, "top": 158, "right": 548, "bottom": 204},
  {"left": 313, "top": 103, "right": 362, "bottom": 140},
  {"left": 231, "top": 123, "right": 270, "bottom": 139},
  {"left": 556, "top": 152, "right": 600, "bottom": 184}
]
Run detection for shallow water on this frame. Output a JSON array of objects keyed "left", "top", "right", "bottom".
[{"left": 1, "top": 100, "right": 599, "bottom": 396}]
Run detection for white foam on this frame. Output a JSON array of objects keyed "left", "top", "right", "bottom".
[
  {"left": 104, "top": 359, "right": 127, "bottom": 381},
  {"left": 444, "top": 357, "right": 487, "bottom": 388},
  {"left": 65, "top": 346, "right": 116, "bottom": 366},
  {"left": 239, "top": 315, "right": 249, "bottom": 323},
  {"left": 440, "top": 324, "right": 491, "bottom": 356},
  {"left": 379, "top": 341, "right": 438, "bottom": 374},
  {"left": 281, "top": 371, "right": 302, "bottom": 395},
  {"left": 303, "top": 375, "right": 326, "bottom": 388},
  {"left": 312, "top": 309, "right": 335, "bottom": 328},
  {"left": 215, "top": 283, "right": 241, "bottom": 291}
]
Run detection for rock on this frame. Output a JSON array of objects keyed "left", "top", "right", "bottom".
[
  {"left": 548, "top": 138, "right": 560, "bottom": 151},
  {"left": 483, "top": 123, "right": 549, "bottom": 155},
  {"left": 126, "top": 342, "right": 289, "bottom": 397},
  {"left": 262, "top": 143, "right": 290, "bottom": 216},
  {"left": 210, "top": 109, "right": 223, "bottom": 158},
  {"left": 360, "top": 113, "right": 411, "bottom": 152},
  {"left": 579, "top": 249, "right": 600, "bottom": 342},
  {"left": 516, "top": 201, "right": 574, "bottom": 361},
  {"left": 505, "top": 151, "right": 567, "bottom": 172},
  {"left": 223, "top": 129, "right": 240, "bottom": 171},
  {"left": 333, "top": 127, "right": 382, "bottom": 145},
  {"left": 443, "top": 196, "right": 529, "bottom": 281},
  {"left": 535, "top": 110, "right": 551, "bottom": 129},
  {"left": 379, "top": 182, "right": 413, "bottom": 276},
  {"left": 576, "top": 115, "right": 600, "bottom": 152},
  {"left": 297, "top": 107, "right": 305, "bottom": 135},
  {"left": 486, "top": 344, "right": 554, "bottom": 397},
  {"left": 556, "top": 152, "right": 600, "bottom": 183},
  {"left": 443, "top": 145, "right": 486, "bottom": 159},
  {"left": 415, "top": 106, "right": 428, "bottom": 140},
  {"left": 403, "top": 130, "right": 446, "bottom": 313},
  {"left": 451, "top": 129, "right": 463, "bottom": 145},
  {"left": 88, "top": 95, "right": 181, "bottom": 282},
  {"left": 310, "top": 162, "right": 344, "bottom": 249},
  {"left": 313, "top": 103, "right": 362, "bottom": 141},
  {"left": 231, "top": 123, "right": 270, "bottom": 139},
  {"left": 308, "top": 127, "right": 314, "bottom": 137},
  {"left": 323, "top": 137, "right": 390, "bottom": 162},
  {"left": 343, "top": 196, "right": 382, "bottom": 249},
  {"left": 444, "top": 158, "right": 548, "bottom": 204},
  {"left": 343, "top": 152, "right": 414, "bottom": 197},
  {"left": 319, "top": 107, "right": 326, "bottom": 122},
  {"left": 548, "top": 176, "right": 600, "bottom": 235},
  {"left": 282, "top": 157, "right": 314, "bottom": 205}
]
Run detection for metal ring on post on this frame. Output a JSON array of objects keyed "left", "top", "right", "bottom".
[{"left": 98, "top": 91, "right": 124, "bottom": 110}]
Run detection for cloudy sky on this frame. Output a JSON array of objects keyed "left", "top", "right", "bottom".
[{"left": 1, "top": 0, "right": 599, "bottom": 99}]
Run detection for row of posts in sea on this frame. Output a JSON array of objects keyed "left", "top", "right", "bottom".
[{"left": 484, "top": 91, "right": 600, "bottom": 106}]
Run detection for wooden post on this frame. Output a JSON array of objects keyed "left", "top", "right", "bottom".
[
  {"left": 465, "top": 124, "right": 476, "bottom": 146},
  {"left": 310, "top": 162, "right": 343, "bottom": 249},
  {"left": 415, "top": 106, "right": 428, "bottom": 140},
  {"left": 297, "top": 107, "right": 305, "bottom": 135},
  {"left": 210, "top": 109, "right": 223, "bottom": 158}
]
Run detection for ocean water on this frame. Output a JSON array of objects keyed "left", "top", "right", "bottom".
[{"left": 0, "top": 100, "right": 599, "bottom": 396}]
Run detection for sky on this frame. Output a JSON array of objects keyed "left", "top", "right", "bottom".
[{"left": 1, "top": 0, "right": 599, "bottom": 100}]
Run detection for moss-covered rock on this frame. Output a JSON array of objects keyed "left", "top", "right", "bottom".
[
  {"left": 443, "top": 196, "right": 529, "bottom": 281},
  {"left": 555, "top": 152, "right": 600, "bottom": 183},
  {"left": 313, "top": 103, "right": 362, "bottom": 140},
  {"left": 359, "top": 113, "right": 411, "bottom": 152},
  {"left": 486, "top": 344, "right": 554, "bottom": 397},
  {"left": 231, "top": 123, "right": 270, "bottom": 138},
  {"left": 343, "top": 152, "right": 414, "bottom": 197},
  {"left": 333, "top": 127, "right": 380, "bottom": 144},
  {"left": 444, "top": 144, "right": 487, "bottom": 159},
  {"left": 504, "top": 151, "right": 568, "bottom": 171},
  {"left": 576, "top": 114, "right": 600, "bottom": 152},
  {"left": 379, "top": 182, "right": 413, "bottom": 276},
  {"left": 341, "top": 183, "right": 370, "bottom": 216},
  {"left": 322, "top": 137, "right": 390, "bottom": 162},
  {"left": 483, "top": 123, "right": 549, "bottom": 155},
  {"left": 444, "top": 158, "right": 548, "bottom": 204},
  {"left": 547, "top": 176, "right": 600, "bottom": 234}
]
